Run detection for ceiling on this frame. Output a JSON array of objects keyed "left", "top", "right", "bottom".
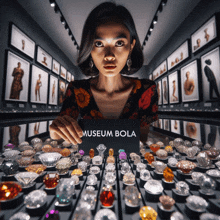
[{"left": 16, "top": 0, "right": 201, "bottom": 66}]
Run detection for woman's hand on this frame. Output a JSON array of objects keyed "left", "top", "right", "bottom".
[{"left": 49, "top": 115, "right": 83, "bottom": 145}]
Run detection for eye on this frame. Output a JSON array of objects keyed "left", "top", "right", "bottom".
[
  {"left": 94, "top": 41, "right": 103, "bottom": 47},
  {"left": 115, "top": 40, "right": 124, "bottom": 47}
]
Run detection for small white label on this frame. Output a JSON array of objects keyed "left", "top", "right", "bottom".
[
  {"left": 19, "top": 104, "right": 24, "bottom": 108},
  {"left": 32, "top": 105, "right": 37, "bottom": 108},
  {"left": 184, "top": 104, "right": 189, "bottom": 107},
  {"left": 6, "top": 103, "right": 14, "bottom": 108},
  {"left": 204, "top": 103, "right": 212, "bottom": 107},
  {"left": 48, "top": 106, "right": 51, "bottom": 109},
  {"left": 170, "top": 105, "right": 174, "bottom": 108}
]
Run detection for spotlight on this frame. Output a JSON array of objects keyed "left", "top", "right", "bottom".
[
  {"left": 60, "top": 16, "right": 65, "bottom": 25},
  {"left": 143, "top": 41, "right": 146, "bottom": 46},
  {"left": 54, "top": 5, "right": 59, "bottom": 13},
  {"left": 153, "top": 16, "right": 158, "bottom": 24},
  {"left": 145, "top": 36, "right": 148, "bottom": 41},
  {"left": 49, "top": 0, "right": 56, "bottom": 7},
  {"left": 68, "top": 30, "right": 72, "bottom": 36},
  {"left": 71, "top": 36, "right": 75, "bottom": 41},
  {"left": 162, "top": 0, "right": 167, "bottom": 6},
  {"left": 77, "top": 46, "right": 80, "bottom": 50},
  {"left": 149, "top": 24, "right": 154, "bottom": 32},
  {"left": 158, "top": 4, "right": 163, "bottom": 12},
  {"left": 148, "top": 30, "right": 151, "bottom": 36},
  {"left": 74, "top": 41, "right": 77, "bottom": 46}
]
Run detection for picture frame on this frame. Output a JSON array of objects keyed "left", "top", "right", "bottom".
[
  {"left": 183, "top": 121, "right": 201, "bottom": 141},
  {"left": 48, "top": 75, "right": 58, "bottom": 105},
  {"left": 168, "top": 71, "right": 179, "bottom": 104},
  {"left": 30, "top": 65, "right": 48, "bottom": 104},
  {"left": 71, "top": 74, "right": 75, "bottom": 81},
  {"left": 158, "top": 119, "right": 163, "bottom": 129},
  {"left": 152, "top": 60, "right": 167, "bottom": 80},
  {"left": 2, "top": 124, "right": 27, "bottom": 147},
  {"left": 5, "top": 51, "right": 30, "bottom": 102},
  {"left": 149, "top": 74, "right": 152, "bottom": 80},
  {"left": 201, "top": 47, "right": 220, "bottom": 102},
  {"left": 10, "top": 24, "right": 35, "bottom": 59},
  {"left": 163, "top": 119, "right": 170, "bottom": 131},
  {"left": 59, "top": 79, "right": 66, "bottom": 105},
  {"left": 167, "top": 40, "right": 189, "bottom": 70},
  {"left": 28, "top": 121, "right": 47, "bottom": 137},
  {"left": 60, "top": 66, "right": 67, "bottom": 79},
  {"left": 191, "top": 15, "right": 217, "bottom": 53},
  {"left": 180, "top": 60, "right": 199, "bottom": 102},
  {"left": 36, "top": 46, "right": 52, "bottom": 70},
  {"left": 156, "top": 80, "right": 162, "bottom": 105},
  {"left": 204, "top": 124, "right": 220, "bottom": 149},
  {"left": 67, "top": 71, "right": 71, "bottom": 82},
  {"left": 52, "top": 59, "right": 60, "bottom": 75},
  {"left": 162, "top": 77, "right": 169, "bottom": 104},
  {"left": 171, "top": 119, "right": 181, "bottom": 134}
]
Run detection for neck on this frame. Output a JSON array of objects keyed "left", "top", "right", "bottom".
[{"left": 96, "top": 73, "right": 125, "bottom": 95}]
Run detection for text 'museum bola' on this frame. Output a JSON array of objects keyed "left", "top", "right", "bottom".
[{"left": 49, "top": 2, "right": 158, "bottom": 145}]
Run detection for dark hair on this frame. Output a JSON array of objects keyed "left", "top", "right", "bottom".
[{"left": 77, "top": 2, "right": 143, "bottom": 76}]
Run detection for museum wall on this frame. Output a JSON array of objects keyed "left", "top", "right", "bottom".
[
  {"left": 147, "top": 0, "right": 220, "bottom": 115},
  {"left": 0, "top": 0, "right": 82, "bottom": 114}
]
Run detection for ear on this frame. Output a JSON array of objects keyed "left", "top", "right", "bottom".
[{"left": 130, "top": 39, "right": 136, "bottom": 52}]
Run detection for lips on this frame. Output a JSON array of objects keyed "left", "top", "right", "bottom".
[{"left": 104, "top": 65, "right": 116, "bottom": 70}]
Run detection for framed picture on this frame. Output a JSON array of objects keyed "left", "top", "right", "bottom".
[
  {"left": 191, "top": 15, "right": 217, "bottom": 53},
  {"left": 59, "top": 79, "right": 66, "bottom": 105},
  {"left": 171, "top": 119, "right": 181, "bottom": 134},
  {"left": 149, "top": 74, "right": 152, "bottom": 80},
  {"left": 183, "top": 121, "right": 201, "bottom": 141},
  {"left": 162, "top": 77, "right": 169, "bottom": 104},
  {"left": 28, "top": 121, "right": 47, "bottom": 137},
  {"left": 30, "top": 65, "right": 48, "bottom": 104},
  {"left": 49, "top": 75, "right": 58, "bottom": 105},
  {"left": 5, "top": 51, "right": 30, "bottom": 102},
  {"left": 48, "top": 120, "right": 53, "bottom": 131},
  {"left": 10, "top": 24, "right": 35, "bottom": 59},
  {"left": 67, "top": 71, "right": 71, "bottom": 82},
  {"left": 158, "top": 119, "right": 163, "bottom": 129},
  {"left": 71, "top": 75, "right": 75, "bottom": 81},
  {"left": 152, "top": 60, "right": 167, "bottom": 80},
  {"left": 60, "top": 66, "right": 67, "bottom": 79},
  {"left": 2, "top": 124, "right": 27, "bottom": 147},
  {"left": 167, "top": 40, "right": 189, "bottom": 70},
  {"left": 204, "top": 124, "right": 220, "bottom": 149},
  {"left": 201, "top": 47, "right": 220, "bottom": 101},
  {"left": 163, "top": 119, "right": 170, "bottom": 131},
  {"left": 52, "top": 59, "right": 60, "bottom": 75},
  {"left": 156, "top": 81, "right": 162, "bottom": 105},
  {"left": 181, "top": 60, "right": 199, "bottom": 102},
  {"left": 168, "top": 71, "right": 179, "bottom": 104},
  {"left": 36, "top": 46, "right": 52, "bottom": 70}
]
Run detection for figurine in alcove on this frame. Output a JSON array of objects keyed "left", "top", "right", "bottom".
[
  {"left": 204, "top": 59, "right": 220, "bottom": 100},
  {"left": 52, "top": 80, "right": 56, "bottom": 103},
  {"left": 163, "top": 80, "right": 168, "bottom": 103},
  {"left": 9, "top": 125, "right": 21, "bottom": 147},
  {"left": 180, "top": 52, "right": 183, "bottom": 60},
  {"left": 21, "top": 39, "right": 25, "bottom": 50},
  {"left": 42, "top": 56, "right": 48, "bottom": 66},
  {"left": 35, "top": 74, "right": 42, "bottom": 101},
  {"left": 165, "top": 120, "right": 169, "bottom": 130},
  {"left": 174, "top": 120, "right": 178, "bottom": 130},
  {"left": 204, "top": 28, "right": 210, "bottom": 42},
  {"left": 157, "top": 82, "right": 161, "bottom": 103},
  {"left": 186, "top": 122, "right": 197, "bottom": 139},
  {"left": 9, "top": 62, "right": 24, "bottom": 100},
  {"left": 34, "top": 122, "right": 40, "bottom": 135},
  {"left": 59, "top": 82, "right": 65, "bottom": 104},
  {"left": 184, "top": 71, "right": 195, "bottom": 95},
  {"left": 194, "top": 38, "right": 201, "bottom": 51},
  {"left": 53, "top": 63, "right": 58, "bottom": 72},
  {"left": 171, "top": 80, "right": 178, "bottom": 102}
]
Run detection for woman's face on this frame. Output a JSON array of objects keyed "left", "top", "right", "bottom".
[{"left": 91, "top": 22, "right": 136, "bottom": 77}]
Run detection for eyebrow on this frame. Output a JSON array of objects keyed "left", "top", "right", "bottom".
[{"left": 94, "top": 33, "right": 128, "bottom": 40}]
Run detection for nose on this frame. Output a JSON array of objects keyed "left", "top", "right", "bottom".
[{"left": 104, "top": 47, "right": 115, "bottom": 61}]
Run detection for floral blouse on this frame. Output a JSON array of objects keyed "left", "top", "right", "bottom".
[{"left": 59, "top": 77, "right": 158, "bottom": 127}]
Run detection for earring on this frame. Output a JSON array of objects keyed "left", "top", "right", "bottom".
[
  {"left": 127, "top": 55, "right": 132, "bottom": 72},
  {"left": 89, "top": 58, "right": 94, "bottom": 72}
]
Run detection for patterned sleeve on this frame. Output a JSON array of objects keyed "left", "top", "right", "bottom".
[
  {"left": 58, "top": 81, "right": 80, "bottom": 120},
  {"left": 138, "top": 80, "right": 158, "bottom": 127}
]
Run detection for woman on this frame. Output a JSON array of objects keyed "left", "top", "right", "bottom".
[{"left": 49, "top": 2, "right": 158, "bottom": 145}]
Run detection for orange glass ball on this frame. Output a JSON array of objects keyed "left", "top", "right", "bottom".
[
  {"left": 43, "top": 173, "right": 60, "bottom": 188},
  {"left": 106, "top": 156, "right": 115, "bottom": 164},
  {"left": 60, "top": 148, "right": 71, "bottom": 157},
  {"left": 165, "top": 145, "right": 173, "bottom": 153},
  {"left": 71, "top": 169, "right": 83, "bottom": 176},
  {"left": 0, "top": 182, "right": 22, "bottom": 201},
  {"left": 144, "top": 152, "right": 154, "bottom": 164},
  {"left": 109, "top": 148, "right": 114, "bottom": 156},
  {"left": 100, "top": 186, "right": 114, "bottom": 207},
  {"left": 163, "top": 167, "right": 174, "bottom": 182},
  {"left": 149, "top": 144, "right": 161, "bottom": 154},
  {"left": 42, "top": 144, "right": 53, "bottom": 152},
  {"left": 89, "top": 148, "right": 95, "bottom": 158}
]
